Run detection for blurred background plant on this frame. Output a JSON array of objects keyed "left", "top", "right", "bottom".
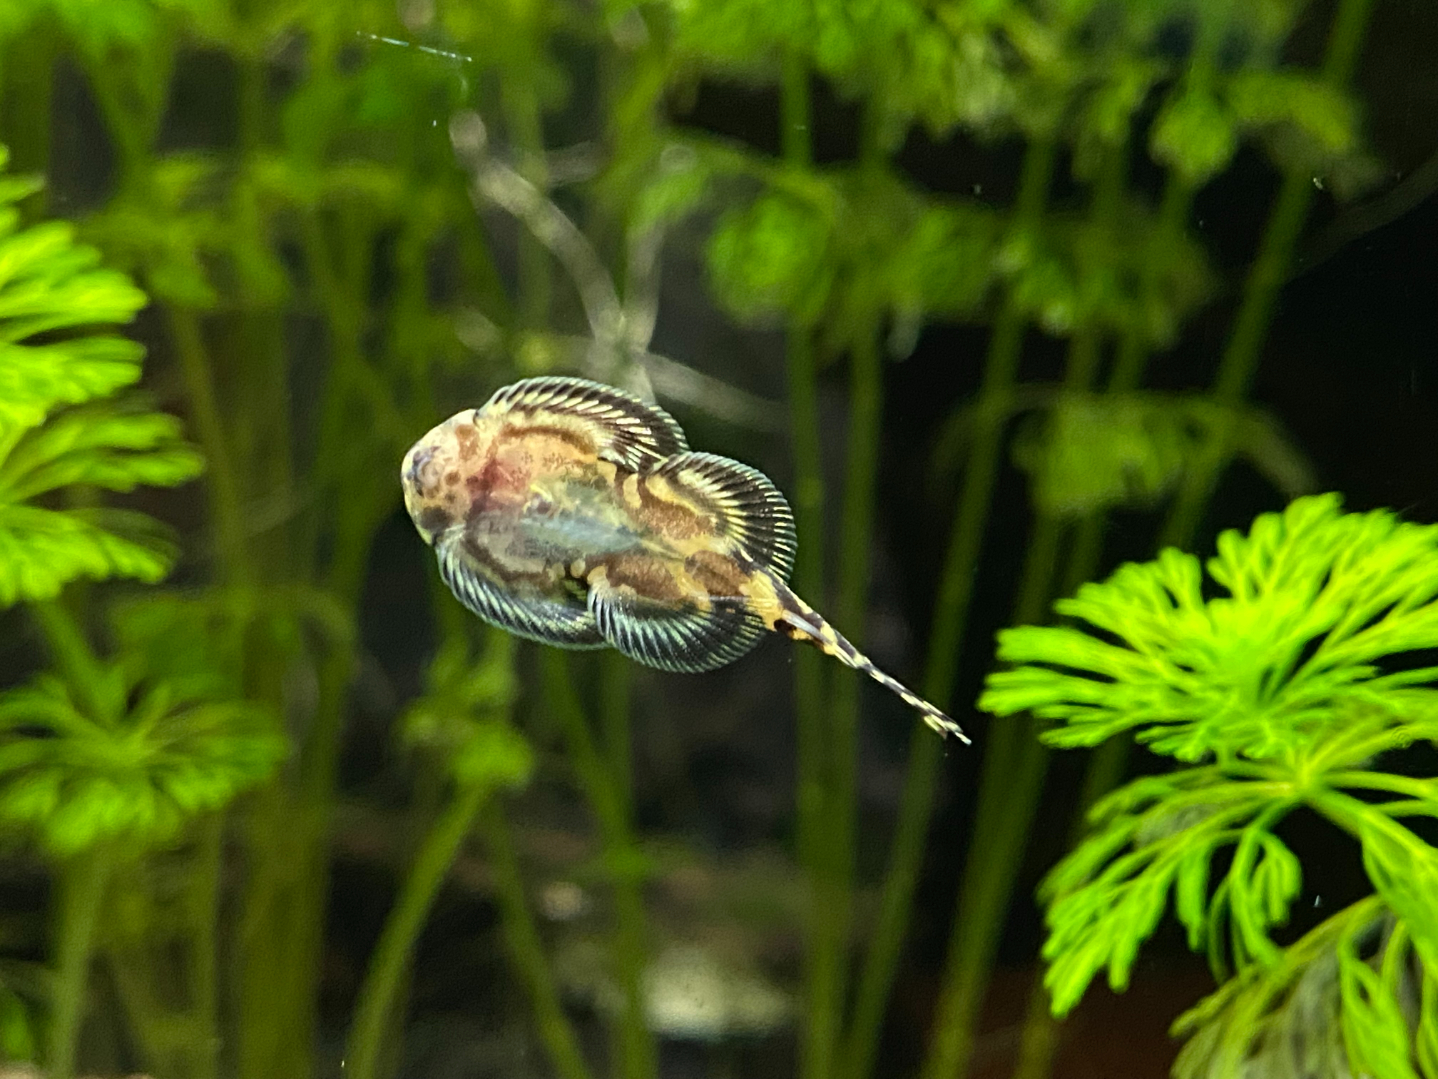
[{"left": 0, "top": 0, "right": 1431, "bottom": 1076}]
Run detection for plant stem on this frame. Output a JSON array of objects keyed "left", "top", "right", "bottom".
[
  {"left": 167, "top": 304, "right": 252, "bottom": 584},
  {"left": 924, "top": 123, "right": 1118, "bottom": 1079},
  {"left": 29, "top": 601, "right": 102, "bottom": 705},
  {"left": 805, "top": 94, "right": 893, "bottom": 1079},
  {"left": 842, "top": 130, "right": 1059, "bottom": 1079},
  {"left": 502, "top": 77, "right": 552, "bottom": 332},
  {"left": 190, "top": 814, "right": 223, "bottom": 1079},
  {"left": 1162, "top": 0, "right": 1375, "bottom": 547},
  {"left": 778, "top": 49, "right": 841, "bottom": 1079},
  {"left": 345, "top": 779, "right": 490, "bottom": 1079},
  {"left": 481, "top": 800, "right": 596, "bottom": 1079},
  {"left": 808, "top": 307, "right": 886, "bottom": 1079},
  {"left": 48, "top": 847, "right": 113, "bottom": 1079},
  {"left": 602, "top": 653, "right": 633, "bottom": 816},
  {"left": 0, "top": 21, "right": 55, "bottom": 195},
  {"left": 540, "top": 650, "right": 655, "bottom": 1079},
  {"left": 598, "top": 652, "right": 645, "bottom": 1079}
]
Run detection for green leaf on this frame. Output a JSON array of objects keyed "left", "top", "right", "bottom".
[
  {"left": 402, "top": 630, "right": 531, "bottom": 792},
  {"left": 0, "top": 506, "right": 179, "bottom": 606},
  {"left": 1226, "top": 70, "right": 1357, "bottom": 155},
  {"left": 0, "top": 405, "right": 202, "bottom": 501},
  {"left": 1419, "top": 966, "right": 1438, "bottom": 1079},
  {"left": 1172, "top": 897, "right": 1382, "bottom": 1079},
  {"left": 706, "top": 191, "right": 834, "bottom": 326},
  {"left": 1340, "top": 944, "right": 1421, "bottom": 1079},
  {"left": 629, "top": 149, "right": 712, "bottom": 236},
  {"left": 1151, "top": 90, "right": 1238, "bottom": 184},
  {"left": 1361, "top": 818, "right": 1438, "bottom": 978},
  {"left": 0, "top": 337, "right": 145, "bottom": 429},
  {"left": 452, "top": 721, "right": 534, "bottom": 789},
  {"left": 0, "top": 151, "right": 200, "bottom": 605},
  {"left": 1036, "top": 774, "right": 1271, "bottom": 1016},
  {"left": 1011, "top": 393, "right": 1189, "bottom": 515},
  {"left": 982, "top": 495, "right": 1438, "bottom": 762},
  {"left": 0, "top": 660, "right": 285, "bottom": 856}
]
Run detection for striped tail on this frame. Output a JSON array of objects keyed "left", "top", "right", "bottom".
[{"left": 766, "top": 577, "right": 968, "bottom": 743}]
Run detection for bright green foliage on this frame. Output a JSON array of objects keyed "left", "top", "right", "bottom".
[
  {"left": 401, "top": 631, "right": 533, "bottom": 791},
  {"left": 1152, "top": 68, "right": 1363, "bottom": 186},
  {"left": 1150, "top": 90, "right": 1239, "bottom": 184},
  {"left": 0, "top": 659, "right": 284, "bottom": 856},
  {"left": 980, "top": 495, "right": 1438, "bottom": 1071},
  {"left": 983, "top": 494, "right": 1438, "bottom": 759},
  {"left": 0, "top": 150, "right": 202, "bottom": 607},
  {"left": 0, "top": 160, "right": 148, "bottom": 429}
]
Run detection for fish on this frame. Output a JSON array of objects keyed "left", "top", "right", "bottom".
[{"left": 401, "top": 376, "right": 967, "bottom": 741}]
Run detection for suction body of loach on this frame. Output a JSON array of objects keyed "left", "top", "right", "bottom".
[{"left": 401, "top": 375, "right": 966, "bottom": 740}]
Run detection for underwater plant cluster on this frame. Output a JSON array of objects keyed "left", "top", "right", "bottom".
[{"left": 0, "top": 0, "right": 1434, "bottom": 1077}]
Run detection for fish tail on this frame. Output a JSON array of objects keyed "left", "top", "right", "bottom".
[{"left": 767, "top": 577, "right": 969, "bottom": 743}]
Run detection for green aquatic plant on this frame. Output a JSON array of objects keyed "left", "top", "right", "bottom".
[
  {"left": 0, "top": 145, "right": 286, "bottom": 1079},
  {"left": 345, "top": 628, "right": 533, "bottom": 1079},
  {"left": 982, "top": 494, "right": 1438, "bottom": 1075},
  {"left": 0, "top": 628, "right": 284, "bottom": 1079},
  {"left": 0, "top": 146, "right": 199, "bottom": 606}
]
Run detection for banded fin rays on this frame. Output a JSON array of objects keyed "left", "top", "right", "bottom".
[{"left": 400, "top": 375, "right": 967, "bottom": 741}]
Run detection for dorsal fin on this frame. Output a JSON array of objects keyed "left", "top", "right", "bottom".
[
  {"left": 481, "top": 376, "right": 688, "bottom": 470},
  {"left": 653, "top": 452, "right": 797, "bottom": 582}
]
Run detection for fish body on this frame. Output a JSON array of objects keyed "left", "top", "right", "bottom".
[{"left": 401, "top": 376, "right": 966, "bottom": 741}]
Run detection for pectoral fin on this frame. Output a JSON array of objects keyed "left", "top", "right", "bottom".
[{"left": 437, "top": 535, "right": 605, "bottom": 648}]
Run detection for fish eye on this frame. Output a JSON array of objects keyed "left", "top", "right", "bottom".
[{"left": 405, "top": 444, "right": 442, "bottom": 495}]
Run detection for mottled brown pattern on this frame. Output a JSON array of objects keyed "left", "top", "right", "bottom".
[
  {"left": 685, "top": 550, "right": 747, "bottom": 599},
  {"left": 505, "top": 420, "right": 594, "bottom": 456},
  {"left": 592, "top": 552, "right": 687, "bottom": 604},
  {"left": 634, "top": 473, "right": 705, "bottom": 541},
  {"left": 453, "top": 423, "right": 480, "bottom": 460}
]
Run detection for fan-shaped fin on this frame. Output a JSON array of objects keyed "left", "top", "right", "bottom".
[
  {"left": 481, "top": 376, "right": 688, "bottom": 470},
  {"left": 653, "top": 452, "right": 796, "bottom": 582},
  {"left": 587, "top": 573, "right": 766, "bottom": 673},
  {"left": 437, "top": 536, "right": 605, "bottom": 649}
]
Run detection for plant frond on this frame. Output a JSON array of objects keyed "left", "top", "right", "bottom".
[
  {"left": 983, "top": 495, "right": 1438, "bottom": 761},
  {"left": 0, "top": 150, "right": 202, "bottom": 606}
]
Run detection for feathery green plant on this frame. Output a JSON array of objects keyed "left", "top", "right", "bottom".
[
  {"left": 0, "top": 144, "right": 287, "bottom": 1079},
  {"left": 0, "top": 146, "right": 200, "bottom": 606},
  {"left": 0, "top": 661, "right": 282, "bottom": 858},
  {"left": 982, "top": 494, "right": 1438, "bottom": 1074}
]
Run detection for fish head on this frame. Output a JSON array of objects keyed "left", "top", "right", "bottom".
[{"left": 401, "top": 408, "right": 497, "bottom": 546}]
